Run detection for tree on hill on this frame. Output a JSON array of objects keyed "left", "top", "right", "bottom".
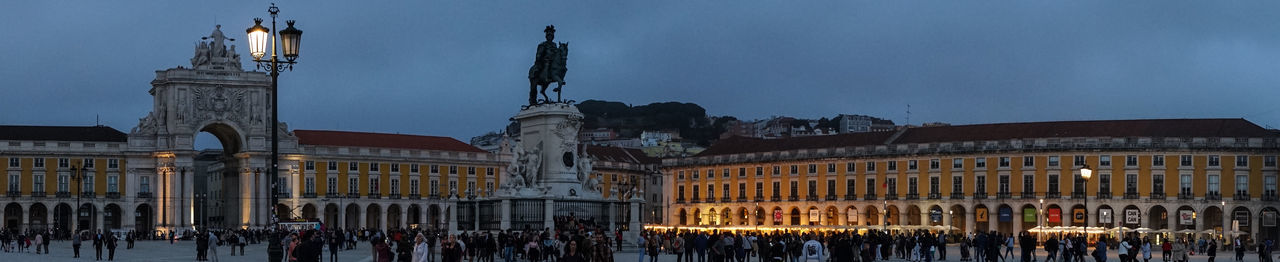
[{"left": 574, "top": 100, "right": 722, "bottom": 145}]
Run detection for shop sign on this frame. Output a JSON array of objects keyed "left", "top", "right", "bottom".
[
  {"left": 1179, "top": 210, "right": 1195, "bottom": 225},
  {"left": 976, "top": 207, "right": 989, "bottom": 222},
  {"left": 1125, "top": 209, "right": 1140, "bottom": 225},
  {"left": 1048, "top": 208, "right": 1061, "bottom": 223},
  {"left": 998, "top": 206, "right": 1013, "bottom": 222},
  {"left": 1023, "top": 208, "right": 1037, "bottom": 223},
  {"left": 1099, "top": 208, "right": 1113, "bottom": 224}
]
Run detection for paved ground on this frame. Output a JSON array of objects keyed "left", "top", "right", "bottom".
[
  {"left": 0, "top": 240, "right": 372, "bottom": 262},
  {"left": 0, "top": 241, "right": 1273, "bottom": 262}
]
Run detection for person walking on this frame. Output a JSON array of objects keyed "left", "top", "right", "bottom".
[
  {"left": 94, "top": 232, "right": 104, "bottom": 261},
  {"left": 803, "top": 235, "right": 824, "bottom": 262},
  {"left": 1161, "top": 240, "right": 1171, "bottom": 262},
  {"left": 675, "top": 233, "right": 687, "bottom": 262},
  {"left": 197, "top": 231, "right": 209, "bottom": 261},
  {"left": 1118, "top": 238, "right": 1132, "bottom": 262},
  {"left": 649, "top": 235, "right": 662, "bottom": 262},
  {"left": 1170, "top": 240, "right": 1185, "bottom": 262},
  {"left": 208, "top": 232, "right": 220, "bottom": 262},
  {"left": 330, "top": 232, "right": 342, "bottom": 262},
  {"left": 414, "top": 233, "right": 431, "bottom": 262},
  {"left": 1208, "top": 240, "right": 1217, "bottom": 262},
  {"left": 33, "top": 232, "right": 42, "bottom": 254},
  {"left": 697, "top": 233, "right": 709, "bottom": 262},
  {"left": 1003, "top": 235, "right": 1015, "bottom": 262},
  {"left": 1233, "top": 237, "right": 1244, "bottom": 262},
  {"left": 1141, "top": 238, "right": 1152, "bottom": 262},
  {"left": 1093, "top": 239, "right": 1108, "bottom": 262},
  {"left": 73, "top": 232, "right": 82, "bottom": 258},
  {"left": 374, "top": 236, "right": 394, "bottom": 262},
  {"left": 107, "top": 232, "right": 118, "bottom": 261}
]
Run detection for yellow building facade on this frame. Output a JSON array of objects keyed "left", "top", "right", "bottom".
[{"left": 663, "top": 119, "right": 1280, "bottom": 242}]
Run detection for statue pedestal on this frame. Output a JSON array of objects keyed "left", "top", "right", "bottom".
[{"left": 510, "top": 103, "right": 587, "bottom": 197}]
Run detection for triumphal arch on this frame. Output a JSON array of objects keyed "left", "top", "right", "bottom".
[{"left": 126, "top": 25, "right": 296, "bottom": 229}]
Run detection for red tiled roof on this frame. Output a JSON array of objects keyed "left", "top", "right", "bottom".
[
  {"left": 697, "top": 131, "right": 896, "bottom": 157},
  {"left": 585, "top": 145, "right": 659, "bottom": 164},
  {"left": 697, "top": 118, "right": 1276, "bottom": 157},
  {"left": 894, "top": 118, "right": 1273, "bottom": 144},
  {"left": 294, "top": 130, "right": 487, "bottom": 153},
  {"left": 0, "top": 125, "right": 127, "bottom": 142}
]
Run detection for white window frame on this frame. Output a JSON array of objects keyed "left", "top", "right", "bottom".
[
  {"left": 390, "top": 178, "right": 400, "bottom": 195},
  {"left": 8, "top": 174, "right": 20, "bottom": 192},
  {"left": 348, "top": 178, "right": 359, "bottom": 195},
  {"left": 409, "top": 178, "right": 420, "bottom": 195},
  {"left": 305, "top": 177, "right": 316, "bottom": 194},
  {"left": 107, "top": 175, "right": 119, "bottom": 193},
  {"left": 139, "top": 176, "right": 150, "bottom": 193},
  {"left": 33, "top": 174, "right": 44, "bottom": 193}
]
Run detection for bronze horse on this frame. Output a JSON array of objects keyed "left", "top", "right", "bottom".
[{"left": 529, "top": 42, "right": 569, "bottom": 105}]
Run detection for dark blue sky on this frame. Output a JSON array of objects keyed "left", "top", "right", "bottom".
[{"left": 4, "top": 1, "right": 1280, "bottom": 150}]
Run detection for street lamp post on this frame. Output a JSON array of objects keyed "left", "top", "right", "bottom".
[
  {"left": 1220, "top": 201, "right": 1226, "bottom": 241},
  {"left": 197, "top": 193, "right": 206, "bottom": 230},
  {"left": 883, "top": 199, "right": 888, "bottom": 232},
  {"left": 1039, "top": 198, "right": 1045, "bottom": 242},
  {"left": 246, "top": 4, "right": 303, "bottom": 262},
  {"left": 70, "top": 164, "right": 88, "bottom": 233},
  {"left": 1080, "top": 164, "right": 1094, "bottom": 241}
]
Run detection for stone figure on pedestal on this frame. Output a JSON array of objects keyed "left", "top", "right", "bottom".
[
  {"left": 528, "top": 25, "right": 570, "bottom": 105},
  {"left": 191, "top": 25, "right": 243, "bottom": 70},
  {"left": 522, "top": 142, "right": 543, "bottom": 187},
  {"left": 577, "top": 154, "right": 599, "bottom": 192}
]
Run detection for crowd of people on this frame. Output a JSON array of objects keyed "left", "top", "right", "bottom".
[
  {"left": 635, "top": 229, "right": 1278, "bottom": 262},
  {"left": 4, "top": 224, "right": 1278, "bottom": 262}
]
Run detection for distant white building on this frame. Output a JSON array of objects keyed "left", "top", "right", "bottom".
[
  {"left": 836, "top": 114, "right": 896, "bottom": 133},
  {"left": 640, "top": 130, "right": 680, "bottom": 147}
]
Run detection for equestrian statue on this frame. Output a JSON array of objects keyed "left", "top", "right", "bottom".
[{"left": 528, "top": 25, "right": 570, "bottom": 105}]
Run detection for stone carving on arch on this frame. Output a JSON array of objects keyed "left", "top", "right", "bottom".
[{"left": 193, "top": 85, "right": 247, "bottom": 123}]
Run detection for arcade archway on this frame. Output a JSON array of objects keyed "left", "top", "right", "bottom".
[
  {"left": 134, "top": 204, "right": 153, "bottom": 232},
  {"left": 324, "top": 203, "right": 339, "bottom": 227},
  {"left": 366, "top": 204, "right": 382, "bottom": 229},
  {"left": 344, "top": 204, "right": 361, "bottom": 229},
  {"left": 104, "top": 204, "right": 123, "bottom": 230},
  {"left": 28, "top": 203, "right": 47, "bottom": 230},
  {"left": 1149, "top": 205, "right": 1168, "bottom": 230},
  {"left": 4, "top": 203, "right": 22, "bottom": 229},
  {"left": 301, "top": 204, "right": 317, "bottom": 220}
]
